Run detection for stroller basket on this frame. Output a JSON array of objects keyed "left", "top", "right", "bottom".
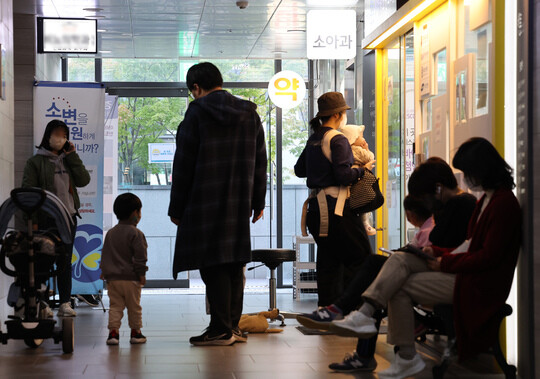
[{"left": 1, "top": 230, "right": 63, "bottom": 280}]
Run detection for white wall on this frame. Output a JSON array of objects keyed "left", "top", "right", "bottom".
[{"left": 0, "top": 0, "right": 15, "bottom": 330}]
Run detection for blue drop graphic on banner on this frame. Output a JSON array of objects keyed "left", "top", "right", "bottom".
[{"left": 73, "top": 223, "right": 103, "bottom": 283}]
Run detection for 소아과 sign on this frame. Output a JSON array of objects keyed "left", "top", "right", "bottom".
[
  {"left": 307, "top": 10, "right": 356, "bottom": 60},
  {"left": 267, "top": 70, "right": 306, "bottom": 109},
  {"left": 148, "top": 143, "right": 176, "bottom": 163}
]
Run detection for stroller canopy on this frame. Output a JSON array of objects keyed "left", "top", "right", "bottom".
[{"left": 0, "top": 188, "right": 75, "bottom": 244}]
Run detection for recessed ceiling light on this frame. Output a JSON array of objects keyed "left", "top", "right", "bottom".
[
  {"left": 83, "top": 7, "right": 104, "bottom": 12},
  {"left": 97, "top": 29, "right": 107, "bottom": 32},
  {"left": 99, "top": 50, "right": 112, "bottom": 53},
  {"left": 121, "top": 33, "right": 132, "bottom": 36},
  {"left": 272, "top": 50, "right": 287, "bottom": 54}
]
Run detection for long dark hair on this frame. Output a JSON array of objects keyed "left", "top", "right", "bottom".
[
  {"left": 36, "top": 119, "right": 69, "bottom": 151},
  {"left": 452, "top": 137, "right": 515, "bottom": 190}
]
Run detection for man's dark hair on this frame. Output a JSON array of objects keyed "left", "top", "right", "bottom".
[
  {"left": 37, "top": 119, "right": 69, "bottom": 151},
  {"left": 452, "top": 137, "right": 515, "bottom": 190},
  {"left": 403, "top": 194, "right": 432, "bottom": 221},
  {"left": 113, "top": 193, "right": 142, "bottom": 220},
  {"left": 186, "top": 62, "right": 223, "bottom": 91},
  {"left": 408, "top": 157, "right": 458, "bottom": 197}
]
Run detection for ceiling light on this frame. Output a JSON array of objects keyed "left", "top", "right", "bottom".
[
  {"left": 99, "top": 50, "right": 111, "bottom": 53},
  {"left": 83, "top": 8, "right": 104, "bottom": 12},
  {"left": 366, "top": 0, "right": 440, "bottom": 49},
  {"left": 287, "top": 29, "right": 305, "bottom": 33},
  {"left": 97, "top": 29, "right": 107, "bottom": 33},
  {"left": 272, "top": 50, "right": 287, "bottom": 54},
  {"left": 85, "top": 15, "right": 105, "bottom": 19}
]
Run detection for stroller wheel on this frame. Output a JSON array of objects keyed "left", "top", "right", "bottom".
[
  {"left": 62, "top": 318, "right": 74, "bottom": 354},
  {"left": 24, "top": 338, "right": 44, "bottom": 348}
]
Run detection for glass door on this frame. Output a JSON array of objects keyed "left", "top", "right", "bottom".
[{"left": 384, "top": 39, "right": 403, "bottom": 249}]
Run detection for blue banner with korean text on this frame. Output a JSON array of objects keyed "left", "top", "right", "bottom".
[{"left": 33, "top": 82, "right": 105, "bottom": 296}]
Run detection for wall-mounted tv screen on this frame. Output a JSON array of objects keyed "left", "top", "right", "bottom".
[{"left": 37, "top": 17, "right": 97, "bottom": 54}]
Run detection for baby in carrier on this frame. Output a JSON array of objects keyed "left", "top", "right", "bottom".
[{"left": 340, "top": 124, "right": 377, "bottom": 236}]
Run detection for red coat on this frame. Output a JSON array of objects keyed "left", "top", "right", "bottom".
[{"left": 439, "top": 188, "right": 521, "bottom": 360}]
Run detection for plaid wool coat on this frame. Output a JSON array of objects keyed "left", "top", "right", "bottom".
[{"left": 168, "top": 90, "right": 267, "bottom": 277}]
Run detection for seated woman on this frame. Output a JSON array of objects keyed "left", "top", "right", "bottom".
[
  {"left": 297, "top": 157, "right": 477, "bottom": 373},
  {"left": 330, "top": 138, "right": 521, "bottom": 378}
]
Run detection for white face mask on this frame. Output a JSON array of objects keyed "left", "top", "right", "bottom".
[
  {"left": 339, "top": 113, "right": 347, "bottom": 128},
  {"left": 49, "top": 136, "right": 67, "bottom": 151}
]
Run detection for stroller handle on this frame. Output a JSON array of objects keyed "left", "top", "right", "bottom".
[{"left": 10, "top": 188, "right": 47, "bottom": 215}]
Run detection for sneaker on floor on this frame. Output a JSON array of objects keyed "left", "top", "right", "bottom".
[
  {"left": 329, "top": 352, "right": 377, "bottom": 373},
  {"left": 57, "top": 302, "right": 77, "bottom": 317},
  {"left": 130, "top": 330, "right": 147, "bottom": 344},
  {"left": 76, "top": 294, "right": 100, "bottom": 306},
  {"left": 378, "top": 352, "right": 426, "bottom": 379},
  {"left": 296, "top": 306, "right": 343, "bottom": 330},
  {"left": 329, "top": 310, "right": 377, "bottom": 338},
  {"left": 189, "top": 329, "right": 235, "bottom": 346},
  {"left": 107, "top": 330, "right": 119, "bottom": 345},
  {"left": 232, "top": 327, "right": 248, "bottom": 343}
]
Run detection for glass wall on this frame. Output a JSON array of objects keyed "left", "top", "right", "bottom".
[{"left": 67, "top": 57, "right": 310, "bottom": 287}]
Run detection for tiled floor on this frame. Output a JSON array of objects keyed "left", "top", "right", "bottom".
[{"left": 0, "top": 288, "right": 508, "bottom": 378}]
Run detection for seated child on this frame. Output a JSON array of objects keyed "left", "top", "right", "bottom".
[
  {"left": 403, "top": 194, "right": 434, "bottom": 248},
  {"left": 340, "top": 124, "right": 377, "bottom": 235},
  {"left": 100, "top": 193, "right": 148, "bottom": 345}
]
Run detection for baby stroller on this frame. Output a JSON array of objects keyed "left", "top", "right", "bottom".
[{"left": 0, "top": 188, "right": 75, "bottom": 353}]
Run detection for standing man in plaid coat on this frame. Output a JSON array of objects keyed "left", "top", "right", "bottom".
[{"left": 168, "top": 62, "right": 267, "bottom": 346}]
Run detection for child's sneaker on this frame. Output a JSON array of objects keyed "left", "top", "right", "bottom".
[
  {"left": 107, "top": 330, "right": 119, "bottom": 345},
  {"left": 57, "top": 302, "right": 77, "bottom": 317},
  {"left": 130, "top": 329, "right": 147, "bottom": 344},
  {"left": 365, "top": 225, "right": 377, "bottom": 236}
]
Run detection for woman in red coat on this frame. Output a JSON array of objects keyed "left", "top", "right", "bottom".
[{"left": 436, "top": 137, "right": 521, "bottom": 360}]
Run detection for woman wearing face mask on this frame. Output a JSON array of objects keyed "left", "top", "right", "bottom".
[
  {"left": 328, "top": 141, "right": 520, "bottom": 378},
  {"left": 22, "top": 119, "right": 90, "bottom": 317},
  {"left": 294, "top": 92, "right": 374, "bottom": 306}
]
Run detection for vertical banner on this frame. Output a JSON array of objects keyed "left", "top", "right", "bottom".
[
  {"left": 34, "top": 82, "right": 105, "bottom": 295},
  {"left": 104, "top": 95, "right": 119, "bottom": 233}
]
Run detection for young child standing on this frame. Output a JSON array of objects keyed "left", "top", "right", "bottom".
[
  {"left": 340, "top": 124, "right": 377, "bottom": 235},
  {"left": 100, "top": 193, "right": 148, "bottom": 345}
]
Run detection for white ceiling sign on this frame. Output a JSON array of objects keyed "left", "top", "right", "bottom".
[
  {"left": 307, "top": 10, "right": 357, "bottom": 60},
  {"left": 268, "top": 70, "right": 306, "bottom": 109}
]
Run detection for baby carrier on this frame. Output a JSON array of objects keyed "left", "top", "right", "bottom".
[{"left": 0, "top": 188, "right": 75, "bottom": 353}]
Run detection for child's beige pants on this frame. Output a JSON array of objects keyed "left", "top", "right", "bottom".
[{"left": 107, "top": 280, "right": 142, "bottom": 330}]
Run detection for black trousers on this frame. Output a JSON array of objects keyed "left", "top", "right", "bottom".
[
  {"left": 330, "top": 254, "right": 388, "bottom": 359},
  {"left": 334, "top": 254, "right": 388, "bottom": 314},
  {"left": 43, "top": 215, "right": 77, "bottom": 304},
  {"left": 199, "top": 262, "right": 245, "bottom": 334},
  {"left": 306, "top": 197, "right": 372, "bottom": 307}
]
